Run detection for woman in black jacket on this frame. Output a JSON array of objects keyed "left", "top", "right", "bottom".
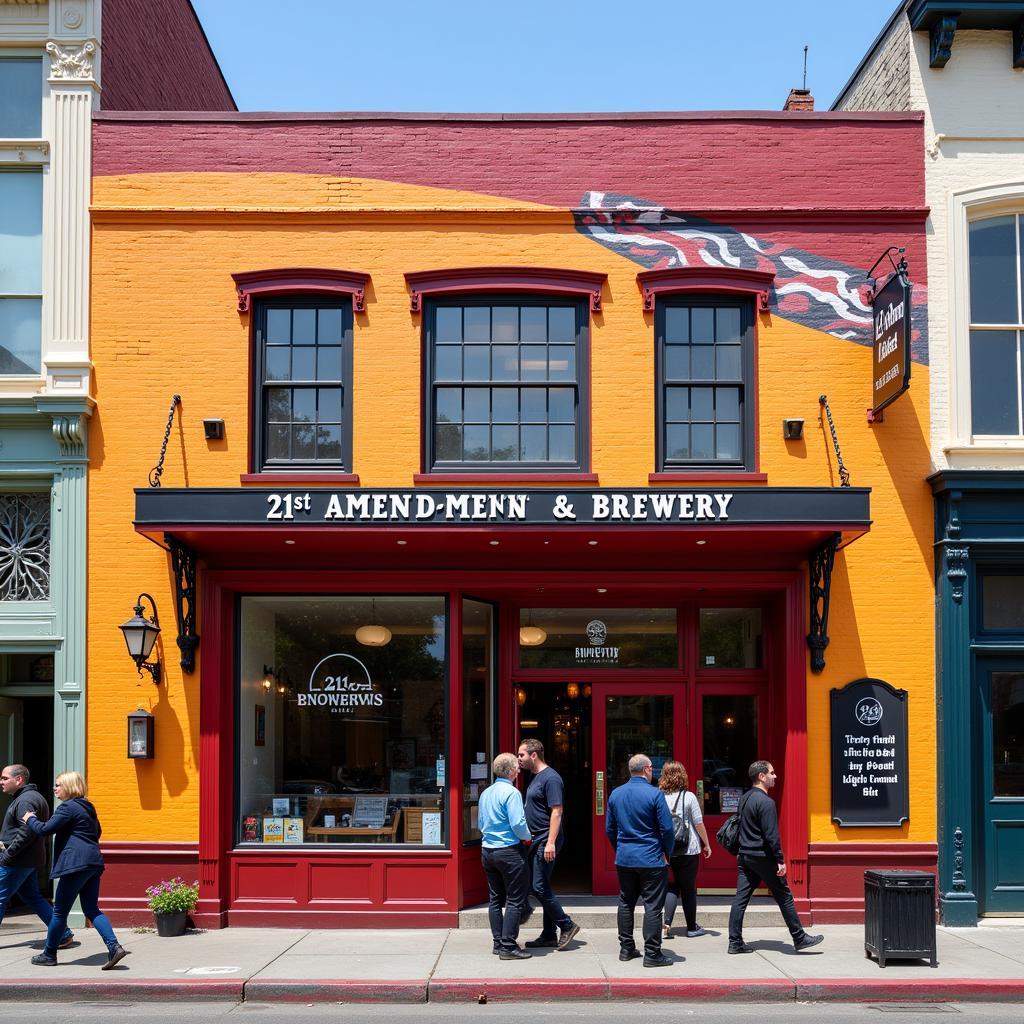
[{"left": 22, "top": 771, "right": 128, "bottom": 969}]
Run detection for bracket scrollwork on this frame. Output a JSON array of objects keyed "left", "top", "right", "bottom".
[
  {"left": 952, "top": 825, "right": 967, "bottom": 891},
  {"left": 167, "top": 535, "right": 200, "bottom": 674},
  {"left": 946, "top": 546, "right": 969, "bottom": 604},
  {"left": 807, "top": 533, "right": 839, "bottom": 674},
  {"left": 929, "top": 15, "right": 957, "bottom": 68}
]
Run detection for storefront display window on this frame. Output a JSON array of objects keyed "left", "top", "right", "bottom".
[
  {"left": 518, "top": 607, "right": 676, "bottom": 669},
  {"left": 462, "top": 599, "right": 495, "bottom": 842},
  {"left": 698, "top": 608, "right": 762, "bottom": 668},
  {"left": 237, "top": 596, "right": 447, "bottom": 846},
  {"left": 701, "top": 694, "right": 758, "bottom": 814}
]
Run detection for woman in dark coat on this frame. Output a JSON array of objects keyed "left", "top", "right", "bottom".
[{"left": 22, "top": 771, "right": 128, "bottom": 969}]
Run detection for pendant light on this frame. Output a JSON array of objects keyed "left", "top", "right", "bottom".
[
  {"left": 519, "top": 610, "right": 546, "bottom": 647},
  {"left": 355, "top": 598, "right": 393, "bottom": 647}
]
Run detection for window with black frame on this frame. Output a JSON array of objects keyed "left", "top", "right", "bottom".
[
  {"left": 254, "top": 299, "right": 352, "bottom": 470},
  {"left": 656, "top": 299, "right": 753, "bottom": 470},
  {"left": 426, "top": 298, "right": 587, "bottom": 471}
]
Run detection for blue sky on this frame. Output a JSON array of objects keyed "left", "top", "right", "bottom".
[{"left": 191, "top": 0, "right": 902, "bottom": 113}]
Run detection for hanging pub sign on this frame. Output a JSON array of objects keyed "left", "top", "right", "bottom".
[
  {"left": 830, "top": 677, "right": 909, "bottom": 826},
  {"left": 869, "top": 249, "right": 913, "bottom": 417}
]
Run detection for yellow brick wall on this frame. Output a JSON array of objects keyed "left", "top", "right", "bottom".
[{"left": 89, "top": 173, "right": 934, "bottom": 843}]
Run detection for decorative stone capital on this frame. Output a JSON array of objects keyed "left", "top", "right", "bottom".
[
  {"left": 51, "top": 414, "right": 86, "bottom": 456},
  {"left": 46, "top": 39, "right": 97, "bottom": 82}
]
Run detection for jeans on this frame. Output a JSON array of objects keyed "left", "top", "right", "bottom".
[
  {"left": 728, "top": 855, "right": 806, "bottom": 946},
  {"left": 616, "top": 865, "right": 668, "bottom": 958},
  {"left": 0, "top": 865, "right": 72, "bottom": 942},
  {"left": 45, "top": 868, "right": 118, "bottom": 957},
  {"left": 528, "top": 835, "right": 572, "bottom": 939},
  {"left": 664, "top": 853, "right": 700, "bottom": 931},
  {"left": 481, "top": 845, "right": 529, "bottom": 952}
]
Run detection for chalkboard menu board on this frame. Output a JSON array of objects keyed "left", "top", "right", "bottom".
[{"left": 830, "top": 678, "right": 909, "bottom": 827}]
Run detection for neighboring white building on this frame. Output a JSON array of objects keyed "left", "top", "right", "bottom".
[
  {"left": 835, "top": 0, "right": 1024, "bottom": 925},
  {"left": 0, "top": 0, "right": 231, "bottom": 844}
]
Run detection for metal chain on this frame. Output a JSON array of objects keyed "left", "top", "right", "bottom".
[
  {"left": 819, "top": 394, "right": 851, "bottom": 487},
  {"left": 148, "top": 395, "right": 182, "bottom": 488}
]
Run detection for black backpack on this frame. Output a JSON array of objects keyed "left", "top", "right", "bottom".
[{"left": 715, "top": 792, "right": 749, "bottom": 855}]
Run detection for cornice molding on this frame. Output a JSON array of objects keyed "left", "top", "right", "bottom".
[
  {"left": 231, "top": 268, "right": 371, "bottom": 313},
  {"left": 636, "top": 267, "right": 776, "bottom": 314},
  {"left": 404, "top": 267, "right": 607, "bottom": 313}
]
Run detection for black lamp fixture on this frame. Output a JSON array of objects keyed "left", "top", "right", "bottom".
[{"left": 119, "top": 593, "right": 162, "bottom": 684}]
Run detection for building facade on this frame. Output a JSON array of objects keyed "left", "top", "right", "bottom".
[
  {"left": 87, "top": 107, "right": 935, "bottom": 927},
  {"left": 0, "top": 0, "right": 231, "bottom": 897},
  {"left": 836, "top": 0, "right": 1024, "bottom": 924}
]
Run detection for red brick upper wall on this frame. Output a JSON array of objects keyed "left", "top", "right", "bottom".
[
  {"left": 100, "top": 0, "right": 235, "bottom": 111},
  {"left": 92, "top": 111, "right": 922, "bottom": 211}
]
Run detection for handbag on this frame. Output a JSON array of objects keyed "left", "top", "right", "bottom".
[
  {"left": 670, "top": 791, "right": 691, "bottom": 856},
  {"left": 716, "top": 792, "right": 749, "bottom": 856}
]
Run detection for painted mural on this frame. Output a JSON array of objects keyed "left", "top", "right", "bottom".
[{"left": 575, "top": 191, "right": 928, "bottom": 364}]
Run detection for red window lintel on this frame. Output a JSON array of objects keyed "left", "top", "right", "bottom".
[
  {"left": 404, "top": 267, "right": 607, "bottom": 313},
  {"left": 232, "top": 268, "right": 371, "bottom": 313},
  {"left": 636, "top": 267, "right": 776, "bottom": 313}
]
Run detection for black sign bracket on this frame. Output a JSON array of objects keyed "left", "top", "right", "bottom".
[{"left": 807, "top": 533, "right": 839, "bottom": 674}]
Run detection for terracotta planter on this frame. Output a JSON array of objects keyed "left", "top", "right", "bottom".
[{"left": 154, "top": 910, "right": 187, "bottom": 937}]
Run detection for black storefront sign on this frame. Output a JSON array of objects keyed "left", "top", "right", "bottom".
[
  {"left": 871, "top": 267, "right": 912, "bottom": 416},
  {"left": 830, "top": 678, "right": 909, "bottom": 827},
  {"left": 136, "top": 486, "right": 871, "bottom": 529}
]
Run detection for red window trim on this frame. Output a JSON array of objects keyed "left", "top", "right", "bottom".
[
  {"left": 404, "top": 267, "right": 607, "bottom": 313},
  {"left": 232, "top": 268, "right": 371, "bottom": 313},
  {"left": 649, "top": 471, "right": 768, "bottom": 484},
  {"left": 637, "top": 267, "right": 775, "bottom": 313},
  {"left": 240, "top": 473, "right": 361, "bottom": 485},
  {"left": 413, "top": 472, "right": 599, "bottom": 485}
]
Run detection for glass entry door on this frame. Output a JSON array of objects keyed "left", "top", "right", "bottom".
[
  {"left": 591, "top": 684, "right": 685, "bottom": 894},
  {"left": 980, "top": 661, "right": 1024, "bottom": 914},
  {"left": 696, "top": 684, "right": 764, "bottom": 890}
]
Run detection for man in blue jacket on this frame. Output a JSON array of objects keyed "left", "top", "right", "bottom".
[{"left": 605, "top": 753, "right": 675, "bottom": 968}]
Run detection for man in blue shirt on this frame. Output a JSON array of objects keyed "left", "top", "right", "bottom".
[
  {"left": 605, "top": 753, "right": 675, "bottom": 968},
  {"left": 478, "top": 752, "right": 532, "bottom": 960}
]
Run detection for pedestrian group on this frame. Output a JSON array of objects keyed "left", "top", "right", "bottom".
[{"left": 479, "top": 746, "right": 824, "bottom": 965}]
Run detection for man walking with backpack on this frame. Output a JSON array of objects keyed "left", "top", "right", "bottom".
[{"left": 727, "top": 760, "right": 823, "bottom": 955}]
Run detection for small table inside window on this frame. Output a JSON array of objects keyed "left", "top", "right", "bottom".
[{"left": 303, "top": 796, "right": 402, "bottom": 843}]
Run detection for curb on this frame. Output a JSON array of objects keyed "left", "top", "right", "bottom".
[
  {"left": 244, "top": 979, "right": 427, "bottom": 1003},
  {"left": 0, "top": 979, "right": 244, "bottom": 1002},
  {"left": 429, "top": 979, "right": 609, "bottom": 1002},
  {"left": 1, "top": 976, "right": 1023, "bottom": 1004}
]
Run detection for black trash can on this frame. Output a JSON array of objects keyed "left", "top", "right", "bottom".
[{"left": 863, "top": 869, "right": 937, "bottom": 968}]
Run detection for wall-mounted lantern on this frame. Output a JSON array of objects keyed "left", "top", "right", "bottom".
[
  {"left": 127, "top": 708, "right": 155, "bottom": 759},
  {"left": 119, "top": 594, "right": 162, "bottom": 684}
]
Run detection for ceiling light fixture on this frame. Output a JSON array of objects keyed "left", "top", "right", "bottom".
[{"left": 355, "top": 598, "right": 393, "bottom": 647}]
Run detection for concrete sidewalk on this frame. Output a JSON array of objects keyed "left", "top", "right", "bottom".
[{"left": 0, "top": 916, "right": 1022, "bottom": 1003}]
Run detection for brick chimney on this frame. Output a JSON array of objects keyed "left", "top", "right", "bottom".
[{"left": 783, "top": 88, "right": 814, "bottom": 111}]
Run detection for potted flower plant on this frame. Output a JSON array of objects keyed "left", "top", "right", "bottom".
[{"left": 145, "top": 876, "right": 199, "bottom": 936}]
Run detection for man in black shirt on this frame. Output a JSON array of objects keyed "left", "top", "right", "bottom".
[
  {"left": 517, "top": 739, "right": 580, "bottom": 951},
  {"left": 727, "top": 760, "right": 823, "bottom": 954}
]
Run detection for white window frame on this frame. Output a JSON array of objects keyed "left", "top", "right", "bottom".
[
  {"left": 0, "top": 51, "right": 49, "bottom": 390},
  {"left": 948, "top": 181, "right": 1024, "bottom": 462}
]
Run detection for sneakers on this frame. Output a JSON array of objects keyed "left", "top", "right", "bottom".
[
  {"left": 686, "top": 926, "right": 706, "bottom": 938},
  {"left": 728, "top": 942, "right": 754, "bottom": 954},
  {"left": 643, "top": 952, "right": 673, "bottom": 968},
  {"left": 662, "top": 923, "right": 672, "bottom": 938},
  {"left": 58, "top": 933, "right": 75, "bottom": 950},
  {"left": 795, "top": 933, "right": 825, "bottom": 952},
  {"left": 524, "top": 935, "right": 557, "bottom": 948},
  {"left": 556, "top": 923, "right": 580, "bottom": 950},
  {"left": 618, "top": 948, "right": 641, "bottom": 962},
  {"left": 492, "top": 944, "right": 500, "bottom": 955},
  {"left": 30, "top": 953, "right": 57, "bottom": 966},
  {"left": 498, "top": 946, "right": 532, "bottom": 961},
  {"left": 101, "top": 944, "right": 129, "bottom": 970}
]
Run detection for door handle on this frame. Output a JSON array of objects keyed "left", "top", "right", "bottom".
[{"left": 595, "top": 771, "right": 605, "bottom": 816}]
